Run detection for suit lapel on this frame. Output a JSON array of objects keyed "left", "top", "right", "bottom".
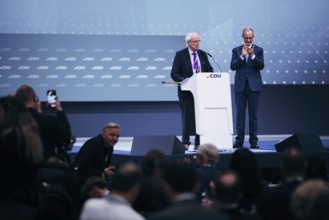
[
  {"left": 197, "top": 50, "right": 203, "bottom": 72},
  {"left": 184, "top": 48, "right": 193, "bottom": 76}
]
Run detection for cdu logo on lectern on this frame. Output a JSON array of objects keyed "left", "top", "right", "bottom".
[{"left": 208, "top": 74, "right": 221, "bottom": 78}]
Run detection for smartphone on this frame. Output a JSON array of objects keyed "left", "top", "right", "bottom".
[{"left": 46, "top": 90, "right": 57, "bottom": 109}]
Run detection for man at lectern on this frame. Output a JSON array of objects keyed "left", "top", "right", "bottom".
[
  {"left": 230, "top": 28, "right": 265, "bottom": 149},
  {"left": 171, "top": 32, "right": 213, "bottom": 149}
]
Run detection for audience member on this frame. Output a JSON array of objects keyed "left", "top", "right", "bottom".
[
  {"left": 81, "top": 176, "right": 110, "bottom": 203},
  {"left": 15, "top": 84, "right": 72, "bottom": 161},
  {"left": 304, "top": 155, "right": 328, "bottom": 181},
  {"left": 229, "top": 148, "right": 263, "bottom": 214},
  {"left": 258, "top": 147, "right": 306, "bottom": 220},
  {"left": 74, "top": 122, "right": 120, "bottom": 185},
  {"left": 0, "top": 96, "right": 44, "bottom": 220},
  {"left": 133, "top": 149, "right": 170, "bottom": 218},
  {"left": 194, "top": 143, "right": 219, "bottom": 203},
  {"left": 150, "top": 161, "right": 228, "bottom": 220},
  {"left": 212, "top": 170, "right": 260, "bottom": 220},
  {"left": 36, "top": 157, "right": 81, "bottom": 220},
  {"left": 308, "top": 190, "right": 329, "bottom": 220},
  {"left": 291, "top": 179, "right": 329, "bottom": 220},
  {"left": 80, "top": 162, "right": 144, "bottom": 220}
]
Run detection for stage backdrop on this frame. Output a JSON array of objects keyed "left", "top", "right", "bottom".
[
  {"left": 1, "top": 0, "right": 328, "bottom": 102},
  {"left": 1, "top": 0, "right": 328, "bottom": 137}
]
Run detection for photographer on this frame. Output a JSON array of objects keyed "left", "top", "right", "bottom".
[
  {"left": 74, "top": 122, "right": 120, "bottom": 185},
  {"left": 15, "top": 84, "right": 72, "bottom": 162}
]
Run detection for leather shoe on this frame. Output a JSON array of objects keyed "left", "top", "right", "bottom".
[{"left": 250, "top": 144, "right": 260, "bottom": 149}]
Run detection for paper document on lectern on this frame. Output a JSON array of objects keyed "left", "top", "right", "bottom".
[{"left": 180, "top": 72, "right": 234, "bottom": 149}]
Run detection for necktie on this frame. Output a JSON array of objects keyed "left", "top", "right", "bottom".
[
  {"left": 192, "top": 52, "right": 199, "bottom": 72},
  {"left": 245, "top": 53, "right": 249, "bottom": 63}
]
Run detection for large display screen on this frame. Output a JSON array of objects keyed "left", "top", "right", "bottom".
[{"left": 0, "top": 0, "right": 328, "bottom": 101}]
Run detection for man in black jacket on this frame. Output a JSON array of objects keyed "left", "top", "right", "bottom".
[{"left": 74, "top": 122, "right": 120, "bottom": 185}]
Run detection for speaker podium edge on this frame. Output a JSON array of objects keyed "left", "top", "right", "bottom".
[
  {"left": 275, "top": 133, "right": 324, "bottom": 153},
  {"left": 131, "top": 135, "right": 185, "bottom": 155}
]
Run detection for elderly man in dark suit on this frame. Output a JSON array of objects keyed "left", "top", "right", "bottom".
[
  {"left": 171, "top": 32, "right": 213, "bottom": 149},
  {"left": 230, "top": 28, "right": 265, "bottom": 149}
]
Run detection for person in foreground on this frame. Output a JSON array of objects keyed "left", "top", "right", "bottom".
[
  {"left": 0, "top": 96, "right": 44, "bottom": 220},
  {"left": 150, "top": 161, "right": 228, "bottom": 220},
  {"left": 230, "top": 27, "right": 265, "bottom": 149},
  {"left": 171, "top": 32, "right": 213, "bottom": 149},
  {"left": 79, "top": 162, "right": 144, "bottom": 220},
  {"left": 74, "top": 122, "right": 120, "bottom": 185}
]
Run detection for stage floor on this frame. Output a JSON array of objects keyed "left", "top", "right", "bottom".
[
  {"left": 69, "top": 135, "right": 329, "bottom": 182},
  {"left": 71, "top": 134, "right": 329, "bottom": 155}
]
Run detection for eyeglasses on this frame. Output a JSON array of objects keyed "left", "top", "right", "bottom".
[
  {"left": 243, "top": 37, "right": 253, "bottom": 40},
  {"left": 190, "top": 40, "right": 201, "bottom": 44}
]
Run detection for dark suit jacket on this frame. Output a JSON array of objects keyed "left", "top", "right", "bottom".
[
  {"left": 28, "top": 108, "right": 71, "bottom": 160},
  {"left": 230, "top": 44, "right": 264, "bottom": 92},
  {"left": 150, "top": 199, "right": 228, "bottom": 220},
  {"left": 74, "top": 134, "right": 113, "bottom": 184},
  {"left": 171, "top": 47, "right": 213, "bottom": 98},
  {"left": 258, "top": 178, "right": 303, "bottom": 220}
]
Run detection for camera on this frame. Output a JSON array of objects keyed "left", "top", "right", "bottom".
[{"left": 46, "top": 90, "right": 57, "bottom": 109}]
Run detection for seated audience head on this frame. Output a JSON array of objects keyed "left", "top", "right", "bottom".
[
  {"left": 229, "top": 148, "right": 261, "bottom": 188},
  {"left": 304, "top": 155, "right": 328, "bottom": 181},
  {"left": 102, "top": 122, "right": 120, "bottom": 148},
  {"left": 291, "top": 179, "right": 329, "bottom": 220},
  {"left": 281, "top": 147, "right": 306, "bottom": 180},
  {"left": 213, "top": 170, "right": 242, "bottom": 206},
  {"left": 162, "top": 161, "right": 199, "bottom": 202},
  {"left": 111, "top": 162, "right": 142, "bottom": 203},
  {"left": 81, "top": 176, "right": 109, "bottom": 202},
  {"left": 309, "top": 190, "right": 329, "bottom": 220},
  {"left": 15, "top": 84, "right": 39, "bottom": 109},
  {"left": 142, "top": 149, "right": 168, "bottom": 176},
  {"left": 229, "top": 148, "right": 262, "bottom": 209},
  {"left": 196, "top": 143, "right": 219, "bottom": 167}
]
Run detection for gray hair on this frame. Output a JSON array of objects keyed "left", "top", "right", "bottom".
[
  {"left": 242, "top": 27, "right": 254, "bottom": 35},
  {"left": 197, "top": 143, "right": 219, "bottom": 165},
  {"left": 103, "top": 122, "right": 120, "bottom": 132},
  {"left": 185, "top": 32, "right": 199, "bottom": 43}
]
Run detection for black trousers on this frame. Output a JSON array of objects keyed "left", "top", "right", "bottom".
[{"left": 179, "top": 93, "right": 199, "bottom": 146}]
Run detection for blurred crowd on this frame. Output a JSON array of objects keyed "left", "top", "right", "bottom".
[{"left": 0, "top": 85, "right": 328, "bottom": 220}]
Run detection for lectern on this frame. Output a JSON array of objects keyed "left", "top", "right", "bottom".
[{"left": 180, "top": 72, "right": 233, "bottom": 149}]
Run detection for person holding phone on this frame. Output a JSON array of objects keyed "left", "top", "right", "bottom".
[
  {"left": 230, "top": 28, "right": 265, "bottom": 149},
  {"left": 15, "top": 84, "right": 72, "bottom": 161}
]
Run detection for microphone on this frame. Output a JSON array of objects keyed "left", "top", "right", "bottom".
[{"left": 206, "top": 52, "right": 221, "bottom": 73}]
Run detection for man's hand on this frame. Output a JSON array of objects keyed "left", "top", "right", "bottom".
[
  {"left": 55, "top": 98, "right": 63, "bottom": 112},
  {"left": 246, "top": 46, "right": 254, "bottom": 57},
  {"left": 241, "top": 46, "right": 248, "bottom": 58},
  {"left": 104, "top": 166, "right": 116, "bottom": 179}
]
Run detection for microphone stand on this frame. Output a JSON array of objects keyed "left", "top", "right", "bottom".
[{"left": 207, "top": 52, "right": 222, "bottom": 73}]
